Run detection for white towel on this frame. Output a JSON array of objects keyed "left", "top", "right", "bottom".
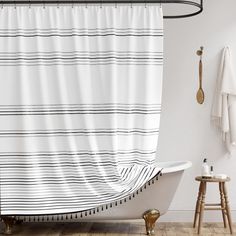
[{"left": 211, "top": 47, "right": 236, "bottom": 153}]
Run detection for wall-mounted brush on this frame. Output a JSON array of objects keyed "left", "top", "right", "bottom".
[{"left": 196, "top": 46, "right": 205, "bottom": 104}]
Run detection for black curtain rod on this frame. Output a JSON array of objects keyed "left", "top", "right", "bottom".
[{"left": 0, "top": 0, "right": 203, "bottom": 19}]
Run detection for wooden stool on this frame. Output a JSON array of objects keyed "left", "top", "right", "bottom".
[{"left": 193, "top": 176, "right": 233, "bottom": 234}]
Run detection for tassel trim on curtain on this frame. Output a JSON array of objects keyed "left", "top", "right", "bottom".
[{"left": 1, "top": 170, "right": 162, "bottom": 222}]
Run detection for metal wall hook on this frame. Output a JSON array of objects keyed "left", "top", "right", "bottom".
[{"left": 196, "top": 46, "right": 204, "bottom": 59}]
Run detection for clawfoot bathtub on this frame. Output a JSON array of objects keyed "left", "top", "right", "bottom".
[
  {"left": 1, "top": 161, "right": 192, "bottom": 235},
  {"left": 81, "top": 160, "right": 192, "bottom": 234}
]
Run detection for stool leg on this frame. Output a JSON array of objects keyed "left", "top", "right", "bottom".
[
  {"left": 193, "top": 181, "right": 203, "bottom": 228},
  {"left": 222, "top": 182, "right": 233, "bottom": 234},
  {"left": 198, "top": 181, "right": 206, "bottom": 235},
  {"left": 219, "top": 182, "right": 227, "bottom": 228}
]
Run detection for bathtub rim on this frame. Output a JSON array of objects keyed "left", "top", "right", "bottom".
[{"left": 158, "top": 161, "right": 192, "bottom": 174}]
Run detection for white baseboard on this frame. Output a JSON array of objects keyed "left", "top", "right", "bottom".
[
  {"left": 86, "top": 210, "right": 236, "bottom": 223},
  {"left": 77, "top": 210, "right": 236, "bottom": 223},
  {"left": 159, "top": 210, "right": 236, "bottom": 222}
]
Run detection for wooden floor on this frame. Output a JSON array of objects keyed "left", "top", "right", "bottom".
[{"left": 0, "top": 222, "right": 235, "bottom": 236}]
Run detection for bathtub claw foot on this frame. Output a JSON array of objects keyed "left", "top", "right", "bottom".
[
  {"left": 143, "top": 209, "right": 160, "bottom": 235},
  {"left": 1, "top": 216, "right": 18, "bottom": 235}
]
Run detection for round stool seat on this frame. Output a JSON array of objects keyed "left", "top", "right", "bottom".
[{"left": 195, "top": 176, "right": 230, "bottom": 182}]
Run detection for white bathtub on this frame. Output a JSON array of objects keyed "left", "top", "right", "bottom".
[
  {"left": 78, "top": 161, "right": 192, "bottom": 220},
  {"left": 1, "top": 161, "right": 192, "bottom": 235}
]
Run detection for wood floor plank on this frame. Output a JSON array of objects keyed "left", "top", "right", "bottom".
[{"left": 0, "top": 222, "right": 235, "bottom": 235}]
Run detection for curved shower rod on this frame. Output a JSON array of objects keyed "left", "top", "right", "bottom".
[
  {"left": 162, "top": 0, "right": 203, "bottom": 19},
  {"left": 0, "top": 0, "right": 203, "bottom": 19}
]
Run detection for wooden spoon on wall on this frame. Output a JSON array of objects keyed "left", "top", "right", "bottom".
[{"left": 196, "top": 47, "right": 204, "bottom": 104}]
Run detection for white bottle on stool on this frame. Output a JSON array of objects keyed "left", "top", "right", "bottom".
[{"left": 201, "top": 158, "right": 210, "bottom": 178}]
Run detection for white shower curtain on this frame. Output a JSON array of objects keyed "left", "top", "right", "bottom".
[{"left": 0, "top": 5, "right": 163, "bottom": 216}]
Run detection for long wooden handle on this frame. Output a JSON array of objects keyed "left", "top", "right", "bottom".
[{"left": 199, "top": 59, "right": 202, "bottom": 89}]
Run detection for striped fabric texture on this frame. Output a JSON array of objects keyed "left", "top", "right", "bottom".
[{"left": 0, "top": 5, "right": 163, "bottom": 216}]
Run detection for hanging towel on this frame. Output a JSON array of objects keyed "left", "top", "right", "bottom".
[
  {"left": 0, "top": 6, "right": 163, "bottom": 216},
  {"left": 211, "top": 47, "right": 236, "bottom": 153}
]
